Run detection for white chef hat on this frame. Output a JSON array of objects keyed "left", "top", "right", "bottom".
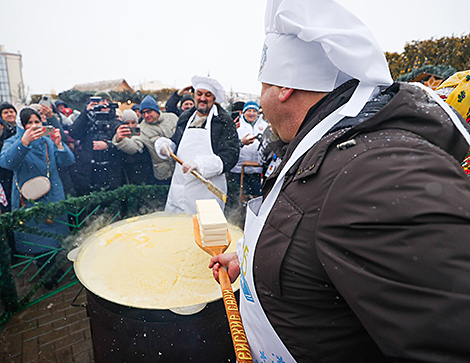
[
  {"left": 258, "top": 0, "right": 393, "bottom": 116},
  {"left": 191, "top": 75, "right": 226, "bottom": 103}
]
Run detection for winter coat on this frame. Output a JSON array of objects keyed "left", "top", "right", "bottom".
[
  {"left": 0, "top": 122, "right": 16, "bottom": 211},
  {"left": 112, "top": 112, "right": 177, "bottom": 181},
  {"left": 0, "top": 127, "right": 75, "bottom": 254},
  {"left": 165, "top": 91, "right": 184, "bottom": 117},
  {"left": 68, "top": 107, "right": 123, "bottom": 194},
  {"left": 255, "top": 80, "right": 470, "bottom": 362},
  {"left": 68, "top": 107, "right": 123, "bottom": 170},
  {"left": 231, "top": 115, "right": 268, "bottom": 174},
  {"left": 170, "top": 104, "right": 239, "bottom": 173}
]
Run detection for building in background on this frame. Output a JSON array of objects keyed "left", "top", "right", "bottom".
[
  {"left": 72, "top": 78, "right": 133, "bottom": 93},
  {"left": 0, "top": 45, "right": 26, "bottom": 107}
]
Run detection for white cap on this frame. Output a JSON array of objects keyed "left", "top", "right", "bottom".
[
  {"left": 258, "top": 0, "right": 393, "bottom": 116},
  {"left": 191, "top": 75, "right": 226, "bottom": 103}
]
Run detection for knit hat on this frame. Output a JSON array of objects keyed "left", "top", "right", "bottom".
[
  {"left": 55, "top": 100, "right": 68, "bottom": 108},
  {"left": 139, "top": 95, "right": 160, "bottom": 114},
  {"left": 242, "top": 101, "right": 260, "bottom": 114},
  {"left": 122, "top": 109, "right": 138, "bottom": 123},
  {"left": 94, "top": 91, "right": 112, "bottom": 101},
  {"left": 180, "top": 94, "right": 194, "bottom": 106},
  {"left": 191, "top": 75, "right": 226, "bottom": 103},
  {"left": 29, "top": 104, "right": 42, "bottom": 111},
  {"left": 258, "top": 0, "right": 392, "bottom": 117},
  {"left": 0, "top": 102, "right": 17, "bottom": 116},
  {"left": 131, "top": 104, "right": 140, "bottom": 111}
]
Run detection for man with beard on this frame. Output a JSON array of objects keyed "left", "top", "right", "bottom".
[{"left": 155, "top": 75, "right": 239, "bottom": 214}]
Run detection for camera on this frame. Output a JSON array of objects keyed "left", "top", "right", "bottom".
[{"left": 88, "top": 102, "right": 119, "bottom": 128}]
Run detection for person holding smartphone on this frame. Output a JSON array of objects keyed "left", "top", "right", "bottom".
[
  {"left": 0, "top": 107, "right": 74, "bottom": 288},
  {"left": 112, "top": 109, "right": 156, "bottom": 185}
]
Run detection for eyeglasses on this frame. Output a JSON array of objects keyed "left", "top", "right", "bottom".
[{"left": 141, "top": 110, "right": 154, "bottom": 115}]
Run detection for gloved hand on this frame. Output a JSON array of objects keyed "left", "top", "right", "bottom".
[
  {"left": 160, "top": 142, "right": 173, "bottom": 158},
  {"left": 182, "top": 160, "right": 199, "bottom": 174}
]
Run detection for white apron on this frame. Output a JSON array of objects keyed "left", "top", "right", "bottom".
[
  {"left": 237, "top": 83, "right": 470, "bottom": 362},
  {"left": 165, "top": 105, "right": 227, "bottom": 214}
]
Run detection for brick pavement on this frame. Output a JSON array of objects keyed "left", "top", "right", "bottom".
[{"left": 0, "top": 280, "right": 94, "bottom": 363}]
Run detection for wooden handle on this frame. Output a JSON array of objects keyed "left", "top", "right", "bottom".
[
  {"left": 169, "top": 151, "right": 184, "bottom": 166},
  {"left": 219, "top": 267, "right": 253, "bottom": 363},
  {"left": 170, "top": 151, "right": 227, "bottom": 202},
  {"left": 170, "top": 151, "right": 207, "bottom": 182}
]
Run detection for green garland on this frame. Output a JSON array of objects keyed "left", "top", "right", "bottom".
[{"left": 0, "top": 184, "right": 169, "bottom": 327}]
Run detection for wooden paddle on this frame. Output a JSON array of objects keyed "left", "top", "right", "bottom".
[
  {"left": 193, "top": 216, "right": 253, "bottom": 363},
  {"left": 170, "top": 152, "right": 227, "bottom": 203}
]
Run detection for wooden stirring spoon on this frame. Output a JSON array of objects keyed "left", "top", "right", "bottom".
[{"left": 193, "top": 216, "right": 253, "bottom": 363}]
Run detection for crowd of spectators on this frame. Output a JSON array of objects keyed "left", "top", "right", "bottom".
[{"left": 0, "top": 85, "right": 274, "bottom": 270}]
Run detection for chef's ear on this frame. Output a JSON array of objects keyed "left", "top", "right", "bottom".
[{"left": 279, "top": 88, "right": 294, "bottom": 102}]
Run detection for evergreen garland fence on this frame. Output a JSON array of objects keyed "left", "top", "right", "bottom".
[{"left": 0, "top": 184, "right": 169, "bottom": 329}]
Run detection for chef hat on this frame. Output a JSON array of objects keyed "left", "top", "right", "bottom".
[
  {"left": 191, "top": 75, "right": 226, "bottom": 103},
  {"left": 258, "top": 0, "right": 393, "bottom": 116}
]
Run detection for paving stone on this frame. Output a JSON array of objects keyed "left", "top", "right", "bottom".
[
  {"left": 54, "top": 347, "right": 74, "bottom": 363},
  {"left": 23, "top": 323, "right": 53, "bottom": 342},
  {"left": 67, "top": 318, "right": 91, "bottom": 335},
  {"left": 38, "top": 347, "right": 56, "bottom": 362},
  {"left": 74, "top": 350, "right": 94, "bottom": 363},
  {"left": 41, "top": 330, "right": 84, "bottom": 352},
  {"left": 38, "top": 310, "right": 66, "bottom": 327},
  {"left": 22, "top": 308, "right": 52, "bottom": 323},
  {"left": 38, "top": 329, "right": 68, "bottom": 346},
  {"left": 22, "top": 338, "right": 39, "bottom": 362},
  {"left": 0, "top": 330, "right": 21, "bottom": 358},
  {"left": 71, "top": 338, "right": 93, "bottom": 357},
  {"left": 1, "top": 274, "right": 94, "bottom": 363}
]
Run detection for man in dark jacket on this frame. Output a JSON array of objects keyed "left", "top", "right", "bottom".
[
  {"left": 156, "top": 75, "right": 239, "bottom": 214},
  {"left": 165, "top": 86, "right": 195, "bottom": 117},
  {"left": 210, "top": 1, "right": 470, "bottom": 362},
  {"left": 0, "top": 102, "right": 17, "bottom": 253},
  {"left": 69, "top": 92, "right": 123, "bottom": 196}
]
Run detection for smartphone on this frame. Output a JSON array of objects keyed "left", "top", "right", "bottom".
[
  {"left": 39, "top": 95, "right": 51, "bottom": 108},
  {"left": 44, "top": 125, "right": 54, "bottom": 137},
  {"left": 34, "top": 125, "right": 54, "bottom": 137},
  {"left": 129, "top": 127, "right": 140, "bottom": 136}
]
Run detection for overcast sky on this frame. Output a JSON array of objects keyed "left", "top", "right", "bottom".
[{"left": 1, "top": 0, "right": 469, "bottom": 98}]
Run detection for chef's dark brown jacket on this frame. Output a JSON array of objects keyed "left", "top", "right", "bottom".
[{"left": 255, "top": 80, "right": 470, "bottom": 362}]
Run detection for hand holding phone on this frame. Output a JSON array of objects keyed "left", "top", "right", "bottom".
[{"left": 39, "top": 95, "right": 51, "bottom": 108}]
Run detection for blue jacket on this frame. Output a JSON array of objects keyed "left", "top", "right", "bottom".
[
  {"left": 0, "top": 127, "right": 75, "bottom": 253},
  {"left": 0, "top": 127, "right": 74, "bottom": 209}
]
